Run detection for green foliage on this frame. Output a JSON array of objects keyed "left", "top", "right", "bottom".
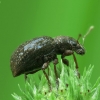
[{"left": 12, "top": 61, "right": 100, "bottom": 100}]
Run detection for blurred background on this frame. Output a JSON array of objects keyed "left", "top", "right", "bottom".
[{"left": 0, "top": 0, "right": 100, "bottom": 99}]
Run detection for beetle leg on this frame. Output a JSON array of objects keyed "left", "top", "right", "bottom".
[
  {"left": 42, "top": 62, "right": 52, "bottom": 91},
  {"left": 61, "top": 58, "right": 69, "bottom": 66},
  {"left": 72, "top": 53, "right": 78, "bottom": 69},
  {"left": 72, "top": 53, "right": 80, "bottom": 78},
  {"left": 61, "top": 50, "right": 73, "bottom": 66},
  {"left": 24, "top": 74, "right": 30, "bottom": 82},
  {"left": 24, "top": 74, "right": 27, "bottom": 80},
  {"left": 42, "top": 62, "right": 49, "bottom": 69},
  {"left": 53, "top": 58, "right": 59, "bottom": 87}
]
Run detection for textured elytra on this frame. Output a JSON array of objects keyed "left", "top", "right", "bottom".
[{"left": 10, "top": 36, "right": 55, "bottom": 77}]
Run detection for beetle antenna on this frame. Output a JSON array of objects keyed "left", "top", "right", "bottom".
[
  {"left": 82, "top": 26, "right": 94, "bottom": 44},
  {"left": 77, "top": 34, "right": 82, "bottom": 43}
]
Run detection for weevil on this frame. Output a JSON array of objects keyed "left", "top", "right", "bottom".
[{"left": 10, "top": 35, "right": 85, "bottom": 90}]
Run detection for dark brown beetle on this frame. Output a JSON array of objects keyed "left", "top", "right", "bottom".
[
  {"left": 10, "top": 35, "right": 85, "bottom": 90},
  {"left": 10, "top": 36, "right": 55, "bottom": 77}
]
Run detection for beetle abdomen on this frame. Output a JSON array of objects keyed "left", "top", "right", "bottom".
[{"left": 10, "top": 36, "right": 54, "bottom": 77}]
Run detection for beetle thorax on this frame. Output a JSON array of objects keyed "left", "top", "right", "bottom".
[{"left": 53, "top": 36, "right": 72, "bottom": 54}]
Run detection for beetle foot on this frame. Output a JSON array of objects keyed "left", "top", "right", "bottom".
[{"left": 76, "top": 69, "right": 80, "bottom": 78}]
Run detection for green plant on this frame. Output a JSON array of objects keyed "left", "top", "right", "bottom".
[{"left": 12, "top": 61, "right": 100, "bottom": 100}]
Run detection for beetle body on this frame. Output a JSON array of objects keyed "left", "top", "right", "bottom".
[
  {"left": 10, "top": 36, "right": 56, "bottom": 77},
  {"left": 10, "top": 36, "right": 85, "bottom": 77}
]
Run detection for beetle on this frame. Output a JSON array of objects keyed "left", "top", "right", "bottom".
[{"left": 10, "top": 35, "right": 85, "bottom": 89}]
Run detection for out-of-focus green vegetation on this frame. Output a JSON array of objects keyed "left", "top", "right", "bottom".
[{"left": 12, "top": 61, "right": 100, "bottom": 100}]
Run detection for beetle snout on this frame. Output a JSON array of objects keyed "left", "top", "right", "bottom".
[
  {"left": 75, "top": 45, "right": 85, "bottom": 55},
  {"left": 76, "top": 49, "right": 85, "bottom": 55}
]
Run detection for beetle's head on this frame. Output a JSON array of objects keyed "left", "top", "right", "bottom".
[
  {"left": 72, "top": 43, "right": 85, "bottom": 55},
  {"left": 69, "top": 37, "right": 85, "bottom": 55}
]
